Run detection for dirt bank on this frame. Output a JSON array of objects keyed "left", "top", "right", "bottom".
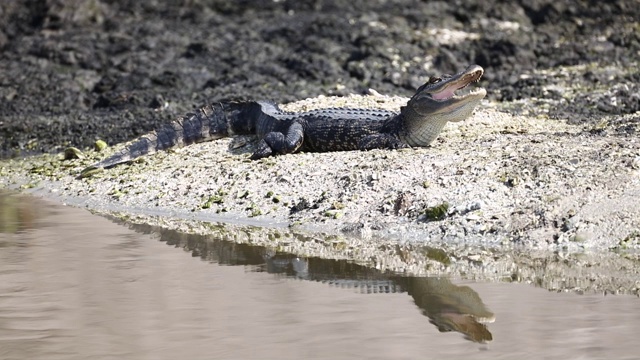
[
  {"left": 2, "top": 92, "right": 640, "bottom": 294},
  {"left": 1, "top": 0, "right": 638, "bottom": 157},
  {"left": 1, "top": 1, "right": 639, "bottom": 294}
]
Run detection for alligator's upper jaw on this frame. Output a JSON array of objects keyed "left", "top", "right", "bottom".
[{"left": 430, "top": 64, "right": 486, "bottom": 102}]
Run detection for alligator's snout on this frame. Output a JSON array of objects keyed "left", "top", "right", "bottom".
[{"left": 430, "top": 65, "right": 484, "bottom": 101}]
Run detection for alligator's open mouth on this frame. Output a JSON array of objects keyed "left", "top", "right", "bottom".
[{"left": 431, "top": 65, "right": 485, "bottom": 101}]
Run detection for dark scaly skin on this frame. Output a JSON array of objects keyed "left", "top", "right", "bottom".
[{"left": 80, "top": 65, "right": 486, "bottom": 176}]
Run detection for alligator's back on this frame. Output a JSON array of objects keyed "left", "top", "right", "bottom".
[{"left": 257, "top": 105, "right": 400, "bottom": 153}]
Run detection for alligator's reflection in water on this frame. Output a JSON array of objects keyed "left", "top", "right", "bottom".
[
  {"left": 3, "top": 193, "right": 640, "bottom": 358},
  {"left": 127, "top": 222, "right": 495, "bottom": 343}
]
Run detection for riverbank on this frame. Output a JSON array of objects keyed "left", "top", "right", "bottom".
[
  {"left": 1, "top": 0, "right": 639, "bottom": 294},
  {"left": 2, "top": 94, "right": 639, "bottom": 294}
]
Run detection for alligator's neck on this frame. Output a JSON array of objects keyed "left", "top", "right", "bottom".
[{"left": 397, "top": 106, "right": 451, "bottom": 147}]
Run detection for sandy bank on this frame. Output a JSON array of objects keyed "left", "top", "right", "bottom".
[{"left": 2, "top": 94, "right": 639, "bottom": 294}]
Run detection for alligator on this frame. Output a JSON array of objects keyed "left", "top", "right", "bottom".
[{"left": 81, "top": 64, "right": 485, "bottom": 175}]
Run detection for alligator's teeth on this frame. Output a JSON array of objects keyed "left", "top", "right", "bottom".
[{"left": 456, "top": 87, "right": 473, "bottom": 96}]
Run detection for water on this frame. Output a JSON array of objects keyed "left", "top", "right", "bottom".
[{"left": 0, "top": 193, "right": 638, "bottom": 360}]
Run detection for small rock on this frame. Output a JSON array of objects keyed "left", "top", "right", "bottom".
[
  {"left": 454, "top": 200, "right": 483, "bottom": 215},
  {"left": 393, "top": 192, "right": 413, "bottom": 216},
  {"left": 149, "top": 94, "right": 167, "bottom": 109},
  {"left": 324, "top": 210, "right": 343, "bottom": 219},
  {"left": 572, "top": 231, "right": 592, "bottom": 243},
  {"left": 94, "top": 140, "right": 108, "bottom": 152},
  {"left": 466, "top": 213, "right": 481, "bottom": 221},
  {"left": 290, "top": 198, "right": 310, "bottom": 214},
  {"left": 562, "top": 215, "right": 581, "bottom": 232},
  {"left": 421, "top": 202, "right": 450, "bottom": 221},
  {"left": 63, "top": 147, "right": 84, "bottom": 160}
]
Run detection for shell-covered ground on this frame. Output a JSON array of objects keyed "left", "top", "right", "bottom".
[
  {"left": 1, "top": 0, "right": 639, "bottom": 294},
  {"left": 2, "top": 93, "right": 639, "bottom": 294}
]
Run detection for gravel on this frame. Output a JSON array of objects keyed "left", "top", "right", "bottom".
[{"left": 2, "top": 93, "right": 639, "bottom": 295}]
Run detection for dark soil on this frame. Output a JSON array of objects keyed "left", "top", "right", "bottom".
[{"left": 1, "top": 0, "right": 638, "bottom": 158}]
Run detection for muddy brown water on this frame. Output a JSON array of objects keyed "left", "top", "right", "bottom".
[{"left": 0, "top": 194, "right": 638, "bottom": 360}]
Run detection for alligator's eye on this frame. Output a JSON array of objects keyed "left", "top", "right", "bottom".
[{"left": 428, "top": 76, "right": 442, "bottom": 84}]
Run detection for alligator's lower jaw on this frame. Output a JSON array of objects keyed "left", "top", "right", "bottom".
[
  {"left": 430, "top": 87, "right": 486, "bottom": 118},
  {"left": 434, "top": 87, "right": 486, "bottom": 112},
  {"left": 451, "top": 87, "right": 487, "bottom": 101}
]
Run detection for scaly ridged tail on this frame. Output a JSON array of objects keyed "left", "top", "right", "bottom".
[{"left": 79, "top": 102, "right": 259, "bottom": 177}]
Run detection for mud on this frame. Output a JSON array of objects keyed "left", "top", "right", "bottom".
[
  {"left": 1, "top": 0, "right": 638, "bottom": 157},
  {"left": 1, "top": 1, "right": 639, "bottom": 293}
]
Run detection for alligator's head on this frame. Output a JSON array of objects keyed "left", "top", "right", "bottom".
[
  {"left": 400, "top": 65, "right": 486, "bottom": 147},
  {"left": 408, "top": 64, "right": 486, "bottom": 118}
]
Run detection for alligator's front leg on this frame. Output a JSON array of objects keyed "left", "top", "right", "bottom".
[
  {"left": 358, "top": 133, "right": 409, "bottom": 151},
  {"left": 251, "top": 122, "right": 304, "bottom": 160}
]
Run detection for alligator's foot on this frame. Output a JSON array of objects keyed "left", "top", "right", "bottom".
[
  {"left": 250, "top": 141, "right": 273, "bottom": 160},
  {"left": 250, "top": 122, "right": 304, "bottom": 160}
]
